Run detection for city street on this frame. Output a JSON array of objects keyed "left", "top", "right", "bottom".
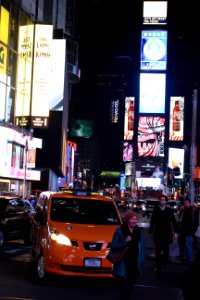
[{"left": 0, "top": 212, "right": 197, "bottom": 300}]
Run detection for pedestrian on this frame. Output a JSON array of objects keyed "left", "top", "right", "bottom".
[
  {"left": 111, "top": 210, "right": 144, "bottom": 300},
  {"left": 177, "top": 198, "right": 199, "bottom": 262},
  {"left": 148, "top": 195, "right": 179, "bottom": 273}
]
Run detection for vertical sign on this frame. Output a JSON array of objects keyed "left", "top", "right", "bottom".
[
  {"left": 110, "top": 99, "right": 119, "bottom": 123},
  {"left": 49, "top": 39, "right": 66, "bottom": 111},
  {"left": 0, "top": 6, "right": 9, "bottom": 120},
  {"left": 0, "top": 6, "right": 9, "bottom": 74},
  {"left": 31, "top": 24, "right": 53, "bottom": 127},
  {"left": 124, "top": 97, "right": 135, "bottom": 140},
  {"left": 169, "top": 97, "right": 184, "bottom": 141},
  {"left": 15, "top": 25, "right": 34, "bottom": 127}
]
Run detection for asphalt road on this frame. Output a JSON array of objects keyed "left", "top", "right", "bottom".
[{"left": 0, "top": 212, "right": 197, "bottom": 300}]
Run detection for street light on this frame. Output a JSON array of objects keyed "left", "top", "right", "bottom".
[
  {"left": 23, "top": 138, "right": 28, "bottom": 199},
  {"left": 190, "top": 89, "right": 198, "bottom": 204},
  {"left": 22, "top": 128, "right": 34, "bottom": 199}
]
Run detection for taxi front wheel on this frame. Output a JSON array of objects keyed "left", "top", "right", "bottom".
[
  {"left": 0, "top": 230, "right": 5, "bottom": 248},
  {"left": 29, "top": 254, "right": 48, "bottom": 283}
]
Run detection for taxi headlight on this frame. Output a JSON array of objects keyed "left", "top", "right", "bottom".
[
  {"left": 141, "top": 205, "right": 146, "bottom": 211},
  {"left": 51, "top": 233, "right": 71, "bottom": 246}
]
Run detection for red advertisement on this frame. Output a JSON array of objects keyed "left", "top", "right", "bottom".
[
  {"left": 124, "top": 97, "right": 135, "bottom": 140},
  {"left": 169, "top": 97, "right": 184, "bottom": 141},
  {"left": 137, "top": 116, "right": 165, "bottom": 157}
]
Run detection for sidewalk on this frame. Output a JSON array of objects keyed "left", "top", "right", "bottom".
[{"left": 133, "top": 228, "right": 199, "bottom": 300}]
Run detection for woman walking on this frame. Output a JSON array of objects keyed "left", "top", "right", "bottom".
[{"left": 111, "top": 210, "right": 144, "bottom": 300}]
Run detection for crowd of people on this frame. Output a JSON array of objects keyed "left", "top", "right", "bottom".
[{"left": 110, "top": 195, "right": 200, "bottom": 300}]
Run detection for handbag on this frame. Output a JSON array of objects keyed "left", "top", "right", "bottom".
[
  {"left": 195, "top": 211, "right": 200, "bottom": 238},
  {"left": 106, "top": 247, "right": 128, "bottom": 264},
  {"left": 195, "top": 226, "right": 200, "bottom": 238}
]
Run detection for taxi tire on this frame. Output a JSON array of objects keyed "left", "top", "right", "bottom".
[
  {"left": 0, "top": 230, "right": 4, "bottom": 248},
  {"left": 24, "top": 228, "right": 32, "bottom": 246},
  {"left": 30, "top": 254, "right": 48, "bottom": 283}
]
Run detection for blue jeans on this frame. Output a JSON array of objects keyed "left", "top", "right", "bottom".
[{"left": 178, "top": 235, "right": 193, "bottom": 262}]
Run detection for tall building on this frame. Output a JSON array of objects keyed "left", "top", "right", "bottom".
[
  {"left": 0, "top": 0, "right": 80, "bottom": 195},
  {"left": 71, "top": 0, "right": 200, "bottom": 198}
]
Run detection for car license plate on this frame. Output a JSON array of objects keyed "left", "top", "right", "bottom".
[{"left": 84, "top": 258, "right": 102, "bottom": 268}]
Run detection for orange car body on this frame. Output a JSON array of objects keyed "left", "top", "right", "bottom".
[{"left": 31, "top": 190, "right": 122, "bottom": 280}]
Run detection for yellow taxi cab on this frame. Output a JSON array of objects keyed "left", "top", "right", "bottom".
[{"left": 30, "top": 189, "right": 122, "bottom": 282}]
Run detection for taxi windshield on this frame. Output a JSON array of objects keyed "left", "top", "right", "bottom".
[{"left": 50, "top": 197, "right": 121, "bottom": 225}]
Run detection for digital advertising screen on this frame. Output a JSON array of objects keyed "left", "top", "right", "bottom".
[
  {"left": 31, "top": 24, "right": 53, "bottom": 127},
  {"left": 124, "top": 97, "right": 135, "bottom": 140},
  {"left": 49, "top": 39, "right": 66, "bottom": 111},
  {"left": 125, "top": 162, "right": 132, "bottom": 176},
  {"left": 15, "top": 24, "right": 34, "bottom": 124},
  {"left": 69, "top": 119, "right": 94, "bottom": 138},
  {"left": 143, "top": 1, "right": 168, "bottom": 25},
  {"left": 136, "top": 161, "right": 164, "bottom": 179},
  {"left": 123, "top": 141, "right": 133, "bottom": 162},
  {"left": 110, "top": 99, "right": 119, "bottom": 123},
  {"left": 140, "top": 30, "right": 167, "bottom": 70},
  {"left": 168, "top": 148, "right": 184, "bottom": 179},
  {"left": 139, "top": 73, "right": 166, "bottom": 114},
  {"left": 169, "top": 97, "right": 184, "bottom": 141},
  {"left": 137, "top": 116, "right": 165, "bottom": 157}
]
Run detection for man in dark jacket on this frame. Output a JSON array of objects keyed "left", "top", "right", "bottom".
[
  {"left": 177, "top": 198, "right": 199, "bottom": 262},
  {"left": 148, "top": 195, "right": 179, "bottom": 272}
]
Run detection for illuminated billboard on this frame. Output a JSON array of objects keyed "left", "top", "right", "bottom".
[
  {"left": 168, "top": 148, "right": 184, "bottom": 179},
  {"left": 15, "top": 24, "right": 34, "bottom": 127},
  {"left": 0, "top": 126, "right": 42, "bottom": 180},
  {"left": 123, "top": 141, "right": 133, "bottom": 162},
  {"left": 0, "top": 6, "right": 9, "bottom": 75},
  {"left": 143, "top": 1, "right": 168, "bottom": 25},
  {"left": 169, "top": 97, "right": 184, "bottom": 141},
  {"left": 140, "top": 30, "right": 167, "bottom": 70},
  {"left": 139, "top": 73, "right": 166, "bottom": 113},
  {"left": 125, "top": 162, "right": 132, "bottom": 176},
  {"left": 136, "top": 161, "right": 164, "bottom": 178},
  {"left": 31, "top": 24, "right": 53, "bottom": 127},
  {"left": 49, "top": 39, "right": 66, "bottom": 111},
  {"left": 110, "top": 99, "right": 119, "bottom": 123},
  {"left": 137, "top": 116, "right": 165, "bottom": 157},
  {"left": 69, "top": 119, "right": 94, "bottom": 138},
  {"left": 124, "top": 97, "right": 135, "bottom": 140}
]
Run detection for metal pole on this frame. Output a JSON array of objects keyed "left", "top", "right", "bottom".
[
  {"left": 190, "top": 89, "right": 197, "bottom": 204},
  {"left": 23, "top": 139, "right": 28, "bottom": 199}
]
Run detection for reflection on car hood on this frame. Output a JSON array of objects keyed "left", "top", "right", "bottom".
[{"left": 49, "top": 221, "right": 118, "bottom": 241}]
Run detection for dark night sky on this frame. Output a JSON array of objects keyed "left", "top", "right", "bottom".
[
  {"left": 72, "top": 0, "right": 200, "bottom": 137},
  {"left": 75, "top": 0, "right": 139, "bottom": 68},
  {"left": 74, "top": 0, "right": 200, "bottom": 82},
  {"left": 68, "top": 0, "right": 200, "bottom": 173}
]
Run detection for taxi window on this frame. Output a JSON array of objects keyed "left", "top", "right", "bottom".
[
  {"left": 6, "top": 199, "right": 26, "bottom": 214},
  {"left": 50, "top": 197, "right": 121, "bottom": 225}
]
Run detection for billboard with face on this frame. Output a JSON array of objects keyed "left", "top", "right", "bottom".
[
  {"left": 168, "top": 147, "right": 184, "bottom": 179},
  {"left": 137, "top": 116, "right": 165, "bottom": 157}
]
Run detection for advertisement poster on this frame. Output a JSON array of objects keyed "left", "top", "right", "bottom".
[
  {"left": 143, "top": 1, "right": 168, "bottom": 25},
  {"left": 124, "top": 97, "right": 135, "bottom": 140},
  {"left": 169, "top": 97, "right": 184, "bottom": 141},
  {"left": 137, "top": 116, "right": 165, "bottom": 157},
  {"left": 141, "top": 30, "right": 167, "bottom": 70},
  {"left": 168, "top": 147, "right": 184, "bottom": 179},
  {"left": 123, "top": 142, "right": 133, "bottom": 162},
  {"left": 139, "top": 73, "right": 166, "bottom": 113}
]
